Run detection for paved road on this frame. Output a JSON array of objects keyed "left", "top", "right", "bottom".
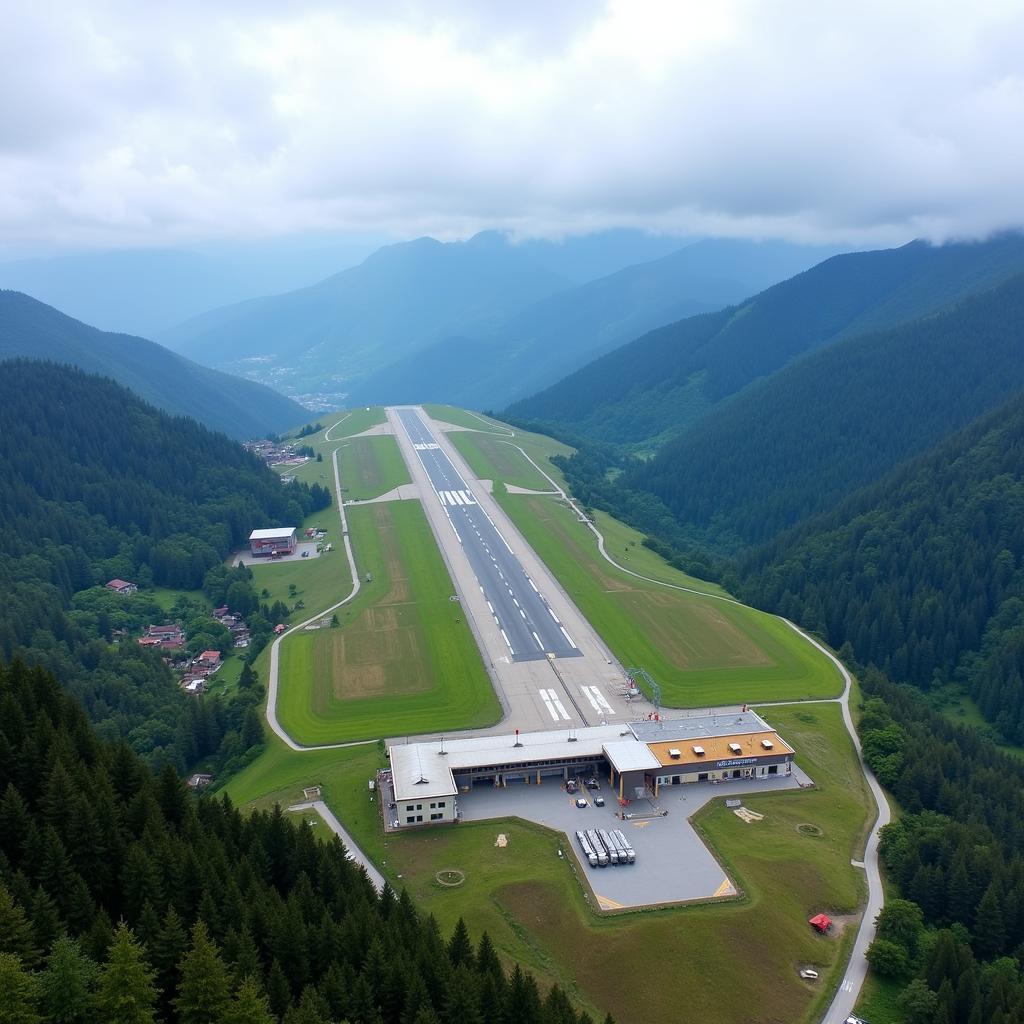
[
  {"left": 396, "top": 407, "right": 579, "bottom": 664},
  {"left": 287, "top": 800, "right": 385, "bottom": 892}
]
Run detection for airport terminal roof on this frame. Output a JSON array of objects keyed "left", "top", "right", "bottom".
[
  {"left": 629, "top": 710, "right": 773, "bottom": 744},
  {"left": 249, "top": 527, "right": 297, "bottom": 540},
  {"left": 602, "top": 740, "right": 661, "bottom": 773},
  {"left": 647, "top": 732, "right": 793, "bottom": 768}
]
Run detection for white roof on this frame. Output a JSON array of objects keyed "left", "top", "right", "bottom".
[
  {"left": 389, "top": 725, "right": 630, "bottom": 801},
  {"left": 630, "top": 709, "right": 773, "bottom": 743},
  {"left": 602, "top": 740, "right": 660, "bottom": 773},
  {"left": 249, "top": 527, "right": 296, "bottom": 540}
]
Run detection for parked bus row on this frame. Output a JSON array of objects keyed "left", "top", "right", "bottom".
[{"left": 575, "top": 828, "right": 636, "bottom": 868}]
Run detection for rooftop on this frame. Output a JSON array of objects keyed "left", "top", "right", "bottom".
[
  {"left": 602, "top": 740, "right": 661, "bottom": 773},
  {"left": 629, "top": 709, "right": 773, "bottom": 744},
  {"left": 249, "top": 527, "right": 297, "bottom": 540},
  {"left": 647, "top": 731, "right": 793, "bottom": 768}
]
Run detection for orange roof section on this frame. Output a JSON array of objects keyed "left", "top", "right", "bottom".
[{"left": 646, "top": 731, "right": 793, "bottom": 767}]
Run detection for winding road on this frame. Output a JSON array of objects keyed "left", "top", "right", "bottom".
[{"left": 261, "top": 407, "right": 890, "bottom": 1019}]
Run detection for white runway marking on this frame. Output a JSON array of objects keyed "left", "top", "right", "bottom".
[
  {"left": 559, "top": 625, "right": 577, "bottom": 648},
  {"left": 500, "top": 629, "right": 514, "bottom": 654},
  {"left": 544, "top": 688, "right": 570, "bottom": 721},
  {"left": 528, "top": 578, "right": 539, "bottom": 593},
  {"left": 452, "top": 491, "right": 465, "bottom": 505},
  {"left": 540, "top": 690, "right": 559, "bottom": 721},
  {"left": 519, "top": 609, "right": 527, "bottom": 619},
  {"left": 494, "top": 528, "right": 514, "bottom": 554},
  {"left": 581, "top": 686, "right": 601, "bottom": 711},
  {"left": 548, "top": 608, "right": 560, "bottom": 623},
  {"left": 532, "top": 631, "right": 544, "bottom": 649},
  {"left": 585, "top": 685, "right": 612, "bottom": 711}
]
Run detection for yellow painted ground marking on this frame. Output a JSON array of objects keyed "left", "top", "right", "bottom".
[
  {"left": 596, "top": 894, "right": 625, "bottom": 910},
  {"left": 713, "top": 878, "right": 736, "bottom": 898},
  {"left": 631, "top": 820, "right": 650, "bottom": 829}
]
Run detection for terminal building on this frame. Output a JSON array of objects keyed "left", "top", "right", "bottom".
[
  {"left": 386, "top": 709, "right": 795, "bottom": 828},
  {"left": 248, "top": 527, "right": 297, "bottom": 557}
]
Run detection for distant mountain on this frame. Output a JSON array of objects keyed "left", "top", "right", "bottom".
[
  {"left": 353, "top": 237, "right": 841, "bottom": 408},
  {"left": 508, "top": 233, "right": 1024, "bottom": 445},
  {"left": 160, "top": 232, "right": 571, "bottom": 399},
  {"left": 628, "top": 271, "right": 1024, "bottom": 551},
  {"left": 0, "top": 236, "right": 387, "bottom": 337},
  {"left": 0, "top": 291, "right": 307, "bottom": 439}
]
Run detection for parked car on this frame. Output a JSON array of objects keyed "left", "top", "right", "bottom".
[
  {"left": 594, "top": 796, "right": 605, "bottom": 807},
  {"left": 575, "top": 797, "right": 588, "bottom": 809},
  {"left": 586, "top": 778, "right": 600, "bottom": 790}
]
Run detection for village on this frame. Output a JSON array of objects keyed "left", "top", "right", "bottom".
[{"left": 242, "top": 437, "right": 317, "bottom": 473}]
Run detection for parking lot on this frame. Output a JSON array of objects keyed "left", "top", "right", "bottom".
[
  {"left": 456, "top": 770, "right": 810, "bottom": 909},
  {"left": 232, "top": 541, "right": 321, "bottom": 566}
]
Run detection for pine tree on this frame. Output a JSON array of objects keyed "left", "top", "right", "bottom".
[
  {"left": 38, "top": 936, "right": 97, "bottom": 1024},
  {"left": 150, "top": 906, "right": 188, "bottom": 1021},
  {"left": 222, "top": 977, "right": 276, "bottom": 1024},
  {"left": 0, "top": 953, "right": 41, "bottom": 1024},
  {"left": 174, "top": 921, "right": 232, "bottom": 1024},
  {"left": 447, "top": 918, "right": 474, "bottom": 969},
  {"left": 93, "top": 922, "right": 157, "bottom": 1024},
  {"left": 0, "top": 882, "right": 40, "bottom": 968}
]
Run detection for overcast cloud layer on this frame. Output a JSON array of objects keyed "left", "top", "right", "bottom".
[{"left": 3, "top": 0, "right": 1024, "bottom": 251}]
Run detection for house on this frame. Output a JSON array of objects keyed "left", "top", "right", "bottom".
[
  {"left": 105, "top": 579, "right": 137, "bottom": 595},
  {"left": 248, "top": 527, "right": 297, "bottom": 558},
  {"left": 809, "top": 914, "right": 832, "bottom": 934},
  {"left": 143, "top": 623, "right": 185, "bottom": 648},
  {"left": 196, "top": 650, "right": 222, "bottom": 669},
  {"left": 213, "top": 605, "right": 230, "bottom": 618},
  {"left": 187, "top": 773, "right": 213, "bottom": 788},
  {"left": 274, "top": 623, "right": 287, "bottom": 635}
]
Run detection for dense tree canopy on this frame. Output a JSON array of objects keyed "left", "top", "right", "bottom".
[{"left": 0, "top": 659, "right": 605, "bottom": 1024}]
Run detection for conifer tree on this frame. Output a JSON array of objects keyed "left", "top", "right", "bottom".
[
  {"left": 447, "top": 918, "right": 474, "bottom": 969},
  {"left": 0, "top": 953, "right": 41, "bottom": 1024},
  {"left": 222, "top": 977, "right": 276, "bottom": 1024},
  {"left": 38, "top": 936, "right": 97, "bottom": 1024},
  {"left": 0, "top": 882, "right": 40, "bottom": 969},
  {"left": 174, "top": 921, "right": 231, "bottom": 1024},
  {"left": 93, "top": 922, "right": 157, "bottom": 1024}
]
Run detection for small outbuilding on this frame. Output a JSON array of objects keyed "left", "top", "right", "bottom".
[
  {"left": 105, "top": 579, "right": 137, "bottom": 595},
  {"left": 809, "top": 913, "right": 832, "bottom": 933}
]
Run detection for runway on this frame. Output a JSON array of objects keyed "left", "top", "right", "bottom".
[{"left": 396, "top": 408, "right": 580, "bottom": 664}]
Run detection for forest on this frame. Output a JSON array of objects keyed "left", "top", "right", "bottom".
[
  {"left": 0, "top": 361, "right": 331, "bottom": 773},
  {"left": 0, "top": 659, "right": 608, "bottom": 1024}
]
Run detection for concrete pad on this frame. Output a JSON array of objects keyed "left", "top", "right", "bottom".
[
  {"left": 506, "top": 484, "right": 560, "bottom": 495},
  {"left": 345, "top": 484, "right": 421, "bottom": 505},
  {"left": 456, "top": 771, "right": 808, "bottom": 909},
  {"left": 232, "top": 541, "right": 320, "bottom": 567}
]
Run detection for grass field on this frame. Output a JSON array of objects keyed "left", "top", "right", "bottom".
[
  {"left": 336, "top": 435, "right": 411, "bottom": 500},
  {"left": 321, "top": 407, "right": 387, "bottom": 441},
  {"left": 423, "top": 404, "right": 509, "bottom": 433},
  {"left": 448, "top": 430, "right": 553, "bottom": 491},
  {"left": 275, "top": 500, "right": 500, "bottom": 744},
  {"left": 226, "top": 700, "right": 870, "bottom": 1024},
  {"left": 494, "top": 491, "right": 841, "bottom": 705}
]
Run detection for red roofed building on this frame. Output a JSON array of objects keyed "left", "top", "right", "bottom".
[
  {"left": 105, "top": 579, "right": 137, "bottom": 595},
  {"left": 198, "top": 650, "right": 222, "bottom": 667},
  {"left": 809, "top": 914, "right": 832, "bottom": 933}
]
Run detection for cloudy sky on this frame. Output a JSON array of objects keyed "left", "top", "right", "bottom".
[{"left": 3, "top": 0, "right": 1023, "bottom": 252}]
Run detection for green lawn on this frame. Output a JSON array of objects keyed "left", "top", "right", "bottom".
[
  {"left": 321, "top": 407, "right": 387, "bottom": 442},
  {"left": 448, "top": 430, "right": 553, "bottom": 491},
  {"left": 275, "top": 500, "right": 500, "bottom": 744},
  {"left": 336, "top": 435, "right": 411, "bottom": 500},
  {"left": 494, "top": 491, "right": 842, "bottom": 706},
  {"left": 272, "top": 456, "right": 334, "bottom": 489},
  {"left": 423, "top": 405, "right": 510, "bottom": 433}
]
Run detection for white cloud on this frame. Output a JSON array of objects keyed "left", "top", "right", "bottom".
[{"left": 2, "top": 0, "right": 1023, "bottom": 249}]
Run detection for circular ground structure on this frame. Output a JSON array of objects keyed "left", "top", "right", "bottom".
[
  {"left": 797, "top": 823, "right": 824, "bottom": 838},
  {"left": 435, "top": 869, "right": 466, "bottom": 887}
]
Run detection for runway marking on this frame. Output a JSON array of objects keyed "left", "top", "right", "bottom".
[
  {"left": 559, "top": 625, "right": 577, "bottom": 648},
  {"left": 500, "top": 629, "right": 514, "bottom": 655},
  {"left": 713, "top": 878, "right": 735, "bottom": 898},
  {"left": 512, "top": 597, "right": 520, "bottom": 607},
  {"left": 413, "top": 443, "right": 439, "bottom": 450},
  {"left": 581, "top": 687, "right": 601, "bottom": 711},
  {"left": 459, "top": 490, "right": 476, "bottom": 505},
  {"left": 451, "top": 491, "right": 465, "bottom": 505},
  {"left": 585, "top": 685, "right": 612, "bottom": 711},
  {"left": 539, "top": 690, "right": 559, "bottom": 721},
  {"left": 527, "top": 578, "right": 539, "bottom": 593},
  {"left": 519, "top": 609, "right": 527, "bottom": 619},
  {"left": 532, "top": 631, "right": 544, "bottom": 649},
  {"left": 486, "top": 601, "right": 494, "bottom": 613},
  {"left": 543, "top": 688, "right": 570, "bottom": 721},
  {"left": 494, "top": 527, "right": 514, "bottom": 554},
  {"left": 548, "top": 608, "right": 560, "bottom": 623},
  {"left": 841, "top": 979, "right": 853, "bottom": 993}
]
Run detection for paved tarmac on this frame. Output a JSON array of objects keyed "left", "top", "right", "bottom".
[
  {"left": 389, "top": 406, "right": 652, "bottom": 737},
  {"left": 458, "top": 772, "right": 804, "bottom": 909}
]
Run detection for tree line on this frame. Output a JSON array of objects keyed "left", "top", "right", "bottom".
[{"left": 0, "top": 659, "right": 609, "bottom": 1024}]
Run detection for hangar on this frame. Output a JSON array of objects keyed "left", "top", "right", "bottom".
[
  {"left": 386, "top": 709, "right": 795, "bottom": 829},
  {"left": 249, "top": 527, "right": 297, "bottom": 557}
]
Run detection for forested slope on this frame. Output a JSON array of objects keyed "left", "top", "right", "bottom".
[
  {"left": 740, "top": 389, "right": 1024, "bottom": 741},
  {"left": 0, "top": 361, "right": 330, "bottom": 771},
  {"left": 0, "top": 659, "right": 603, "bottom": 1024},
  {"left": 0, "top": 291, "right": 308, "bottom": 440},
  {"left": 629, "top": 272, "right": 1024, "bottom": 550},
  {"left": 353, "top": 237, "right": 835, "bottom": 409},
  {"left": 507, "top": 233, "right": 1024, "bottom": 444}
]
